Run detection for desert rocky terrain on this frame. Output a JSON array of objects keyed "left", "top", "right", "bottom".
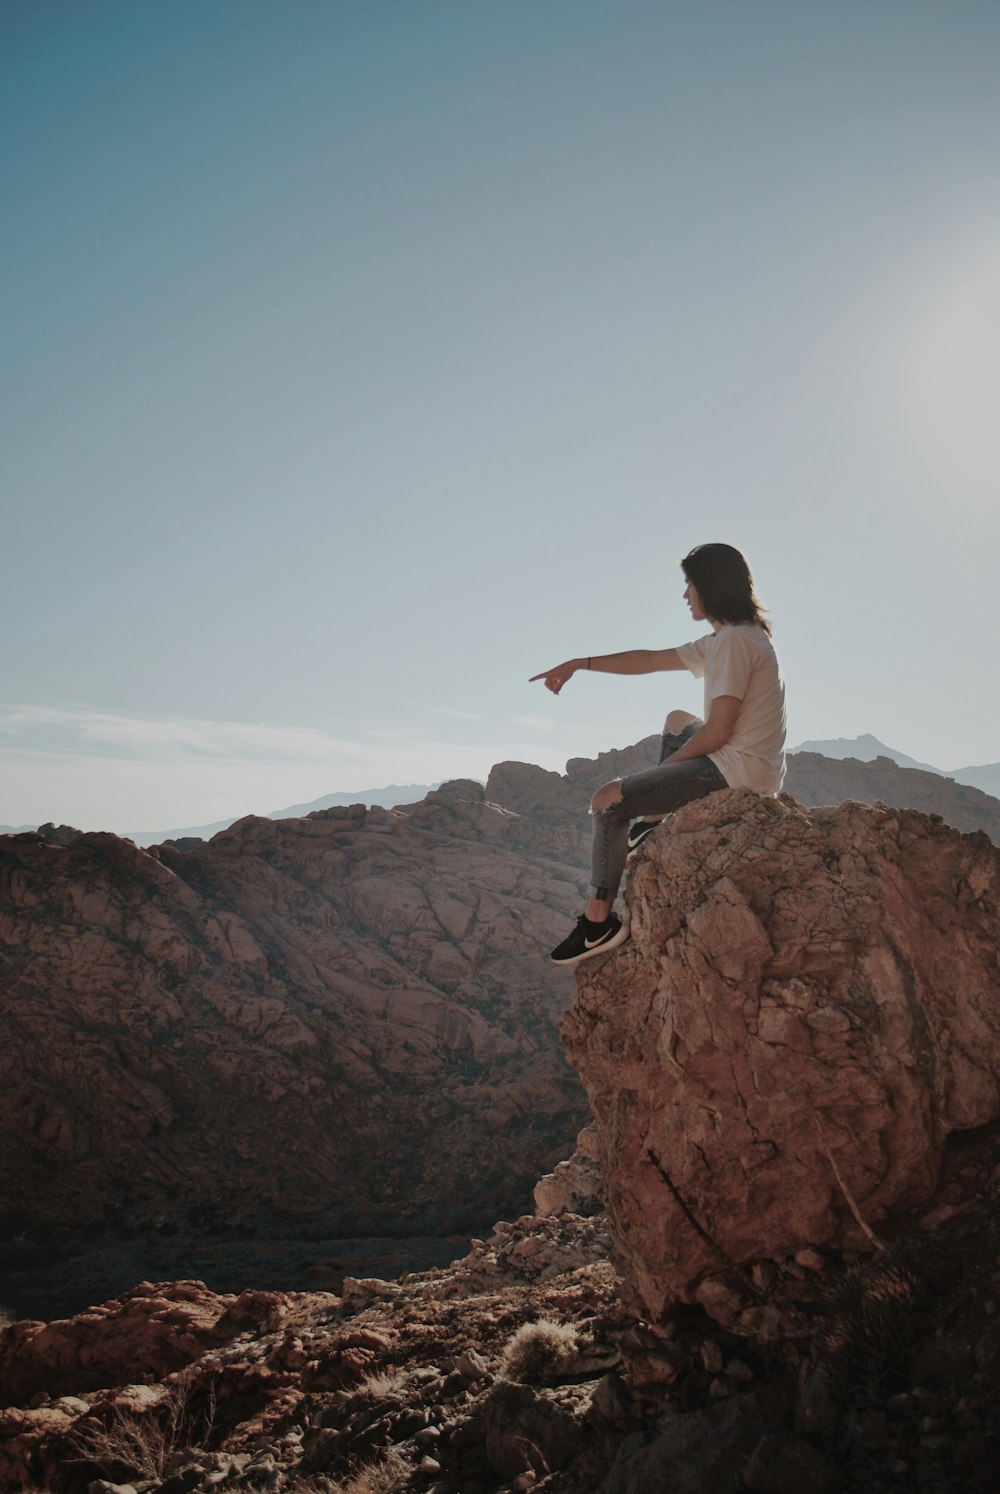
[
  {"left": 1, "top": 741, "right": 998, "bottom": 1488},
  {"left": 2, "top": 786, "right": 1000, "bottom": 1492}
]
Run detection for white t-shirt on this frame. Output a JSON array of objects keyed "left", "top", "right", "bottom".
[{"left": 676, "top": 624, "right": 786, "bottom": 794}]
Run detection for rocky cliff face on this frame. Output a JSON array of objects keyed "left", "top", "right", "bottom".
[
  {"left": 486, "top": 736, "right": 1000, "bottom": 846},
  {"left": 785, "top": 751, "right": 1000, "bottom": 842},
  {"left": 0, "top": 777, "right": 597, "bottom": 1242},
  {"left": 3, "top": 736, "right": 998, "bottom": 1256},
  {"left": 563, "top": 789, "right": 1000, "bottom": 1320}
]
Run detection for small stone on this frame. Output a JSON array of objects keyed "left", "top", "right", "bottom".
[
  {"left": 694, "top": 1277, "right": 745, "bottom": 1323},
  {"left": 699, "top": 1339, "right": 725, "bottom": 1373},
  {"left": 457, "top": 1347, "right": 489, "bottom": 1381},
  {"left": 55, "top": 1396, "right": 90, "bottom": 1415},
  {"left": 751, "top": 1261, "right": 779, "bottom": 1292},
  {"left": 887, "top": 1392, "right": 914, "bottom": 1412},
  {"left": 796, "top": 1364, "right": 837, "bottom": 1435},
  {"left": 726, "top": 1358, "right": 754, "bottom": 1383},
  {"left": 588, "top": 1372, "right": 630, "bottom": 1427},
  {"left": 794, "top": 1247, "right": 826, "bottom": 1272},
  {"left": 708, "top": 1375, "right": 735, "bottom": 1399},
  {"left": 419, "top": 1455, "right": 442, "bottom": 1474},
  {"left": 415, "top": 1426, "right": 441, "bottom": 1447},
  {"left": 736, "top": 1304, "right": 789, "bottom": 1340}
]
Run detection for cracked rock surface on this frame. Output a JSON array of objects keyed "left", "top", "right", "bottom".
[
  {"left": 563, "top": 790, "right": 1000, "bottom": 1317},
  {"left": 0, "top": 775, "right": 599, "bottom": 1244}
]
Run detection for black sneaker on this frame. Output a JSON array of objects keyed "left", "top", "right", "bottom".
[
  {"left": 626, "top": 819, "right": 660, "bottom": 855},
  {"left": 549, "top": 913, "right": 629, "bottom": 966}
]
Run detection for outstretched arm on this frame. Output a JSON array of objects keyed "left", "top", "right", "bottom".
[{"left": 530, "top": 648, "right": 684, "bottom": 696}]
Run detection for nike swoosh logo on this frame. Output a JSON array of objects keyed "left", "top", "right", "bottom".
[{"left": 584, "top": 932, "right": 612, "bottom": 948}]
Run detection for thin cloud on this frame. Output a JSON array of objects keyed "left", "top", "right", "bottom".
[
  {"left": 0, "top": 704, "right": 576, "bottom": 831},
  {"left": 0, "top": 705, "right": 383, "bottom": 765}
]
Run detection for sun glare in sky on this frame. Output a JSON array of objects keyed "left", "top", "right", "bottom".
[{"left": 912, "top": 245, "right": 1000, "bottom": 492}]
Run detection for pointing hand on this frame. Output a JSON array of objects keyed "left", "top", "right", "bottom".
[{"left": 529, "top": 660, "right": 579, "bottom": 695}]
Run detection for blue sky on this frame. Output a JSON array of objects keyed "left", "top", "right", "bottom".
[{"left": 3, "top": 1, "right": 999, "bottom": 831}]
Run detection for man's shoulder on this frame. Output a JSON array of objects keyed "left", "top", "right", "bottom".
[
  {"left": 677, "top": 633, "right": 712, "bottom": 658},
  {"left": 715, "top": 623, "right": 775, "bottom": 654}
]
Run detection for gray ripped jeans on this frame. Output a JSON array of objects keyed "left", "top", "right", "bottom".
[{"left": 591, "top": 721, "right": 727, "bottom": 900}]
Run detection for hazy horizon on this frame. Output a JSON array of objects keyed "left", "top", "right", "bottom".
[
  {"left": 3, "top": 729, "right": 997, "bottom": 840},
  {"left": 4, "top": 2, "right": 999, "bottom": 831}
]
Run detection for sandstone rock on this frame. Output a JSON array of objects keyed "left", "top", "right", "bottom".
[
  {"left": 0, "top": 762, "right": 597, "bottom": 1242},
  {"left": 786, "top": 751, "right": 1000, "bottom": 843},
  {"left": 486, "top": 739, "right": 1000, "bottom": 848},
  {"left": 483, "top": 1380, "right": 584, "bottom": 1477},
  {"left": 601, "top": 1393, "right": 769, "bottom": 1493},
  {"left": 0, "top": 1281, "right": 242, "bottom": 1405},
  {"left": 438, "top": 1212, "right": 612, "bottom": 1297},
  {"left": 562, "top": 790, "right": 1000, "bottom": 1317},
  {"left": 743, "top": 1430, "right": 843, "bottom": 1493},
  {"left": 533, "top": 1124, "right": 604, "bottom": 1217}
]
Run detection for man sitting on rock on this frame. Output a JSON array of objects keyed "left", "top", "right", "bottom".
[{"left": 531, "top": 542, "right": 786, "bottom": 966}]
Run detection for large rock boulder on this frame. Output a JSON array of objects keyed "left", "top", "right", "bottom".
[{"left": 562, "top": 790, "right": 1000, "bottom": 1318}]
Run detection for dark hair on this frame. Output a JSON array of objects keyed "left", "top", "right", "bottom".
[{"left": 681, "top": 543, "right": 771, "bottom": 634}]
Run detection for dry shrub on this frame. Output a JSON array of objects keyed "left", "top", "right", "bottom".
[
  {"left": 288, "top": 1447, "right": 410, "bottom": 1492},
  {"left": 340, "top": 1450, "right": 410, "bottom": 1493},
  {"left": 500, "top": 1318, "right": 579, "bottom": 1384},
  {"left": 66, "top": 1371, "right": 216, "bottom": 1483}
]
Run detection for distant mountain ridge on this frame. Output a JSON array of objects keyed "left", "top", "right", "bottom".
[
  {"left": 1, "top": 784, "right": 441, "bottom": 848},
  {"left": 789, "top": 733, "right": 1000, "bottom": 801},
  {"left": 134, "top": 781, "right": 442, "bottom": 846}
]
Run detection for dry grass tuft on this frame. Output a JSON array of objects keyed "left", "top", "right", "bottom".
[
  {"left": 356, "top": 1365, "right": 407, "bottom": 1399},
  {"left": 288, "top": 1447, "right": 410, "bottom": 1492},
  {"left": 500, "top": 1317, "right": 579, "bottom": 1384}
]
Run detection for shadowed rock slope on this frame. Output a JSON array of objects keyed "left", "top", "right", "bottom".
[{"left": 0, "top": 777, "right": 599, "bottom": 1241}]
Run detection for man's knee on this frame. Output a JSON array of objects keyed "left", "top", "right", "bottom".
[
  {"left": 590, "top": 779, "right": 624, "bottom": 813},
  {"left": 664, "top": 709, "right": 698, "bottom": 736}
]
